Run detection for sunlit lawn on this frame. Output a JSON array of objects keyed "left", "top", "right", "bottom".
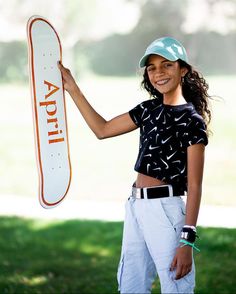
[
  {"left": 0, "top": 216, "right": 235, "bottom": 294},
  {"left": 0, "top": 75, "right": 235, "bottom": 205}
]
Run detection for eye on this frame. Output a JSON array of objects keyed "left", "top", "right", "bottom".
[
  {"left": 147, "top": 66, "right": 155, "bottom": 72},
  {"left": 164, "top": 63, "right": 173, "bottom": 68}
]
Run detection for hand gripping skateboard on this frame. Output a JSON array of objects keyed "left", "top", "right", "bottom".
[{"left": 27, "top": 16, "right": 72, "bottom": 208}]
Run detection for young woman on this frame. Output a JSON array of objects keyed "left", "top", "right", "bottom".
[{"left": 58, "top": 36, "right": 211, "bottom": 294}]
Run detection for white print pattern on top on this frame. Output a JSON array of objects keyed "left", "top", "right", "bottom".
[{"left": 129, "top": 99, "right": 208, "bottom": 194}]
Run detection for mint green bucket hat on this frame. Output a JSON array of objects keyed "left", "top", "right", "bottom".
[{"left": 139, "top": 36, "right": 188, "bottom": 68}]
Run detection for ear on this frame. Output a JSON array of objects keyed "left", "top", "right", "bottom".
[{"left": 181, "top": 67, "right": 188, "bottom": 78}]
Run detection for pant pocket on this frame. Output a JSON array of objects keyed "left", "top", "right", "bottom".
[
  {"left": 178, "top": 269, "right": 195, "bottom": 293},
  {"left": 117, "top": 254, "right": 124, "bottom": 291},
  {"left": 160, "top": 198, "right": 185, "bottom": 230}
]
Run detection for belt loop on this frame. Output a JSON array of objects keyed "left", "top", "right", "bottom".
[
  {"left": 143, "top": 188, "right": 148, "bottom": 199},
  {"left": 168, "top": 185, "right": 174, "bottom": 197},
  {"left": 132, "top": 187, "right": 141, "bottom": 198}
]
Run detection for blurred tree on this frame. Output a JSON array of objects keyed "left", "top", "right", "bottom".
[
  {"left": 0, "top": 0, "right": 99, "bottom": 81},
  {"left": 85, "top": 0, "right": 188, "bottom": 76},
  {"left": 0, "top": 0, "right": 140, "bottom": 81},
  {"left": 204, "top": 0, "right": 236, "bottom": 33},
  {"left": 183, "top": 32, "right": 236, "bottom": 75},
  {"left": 0, "top": 41, "right": 27, "bottom": 82},
  {"left": 182, "top": 0, "right": 236, "bottom": 74},
  {"left": 84, "top": 0, "right": 236, "bottom": 76},
  {"left": 182, "top": 0, "right": 236, "bottom": 34},
  {"left": 0, "top": 0, "right": 236, "bottom": 81}
]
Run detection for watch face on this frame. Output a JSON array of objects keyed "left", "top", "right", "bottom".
[
  {"left": 181, "top": 229, "right": 196, "bottom": 243},
  {"left": 181, "top": 231, "right": 189, "bottom": 239}
]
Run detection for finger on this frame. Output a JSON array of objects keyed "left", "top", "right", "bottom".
[
  {"left": 57, "top": 60, "right": 62, "bottom": 68},
  {"left": 176, "top": 265, "right": 191, "bottom": 280},
  {"left": 175, "top": 263, "right": 183, "bottom": 280},
  {"left": 182, "top": 267, "right": 191, "bottom": 278},
  {"left": 175, "top": 272, "right": 182, "bottom": 280},
  {"left": 57, "top": 61, "right": 68, "bottom": 72},
  {"left": 170, "top": 256, "right": 177, "bottom": 271},
  {"left": 182, "top": 263, "right": 192, "bottom": 275}
]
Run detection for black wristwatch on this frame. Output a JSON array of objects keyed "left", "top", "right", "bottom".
[{"left": 181, "top": 227, "right": 198, "bottom": 243}]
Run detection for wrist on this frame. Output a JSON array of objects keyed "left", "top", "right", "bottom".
[
  {"left": 179, "top": 243, "right": 192, "bottom": 250},
  {"left": 70, "top": 85, "right": 81, "bottom": 97},
  {"left": 179, "top": 239, "right": 200, "bottom": 252},
  {"left": 179, "top": 225, "right": 200, "bottom": 252},
  {"left": 180, "top": 226, "right": 198, "bottom": 243}
]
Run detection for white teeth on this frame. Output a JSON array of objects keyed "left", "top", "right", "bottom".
[{"left": 156, "top": 79, "right": 169, "bottom": 85}]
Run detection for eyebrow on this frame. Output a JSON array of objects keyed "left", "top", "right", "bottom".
[{"left": 147, "top": 60, "right": 172, "bottom": 67}]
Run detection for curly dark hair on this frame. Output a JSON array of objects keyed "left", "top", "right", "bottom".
[{"left": 141, "top": 60, "right": 212, "bottom": 134}]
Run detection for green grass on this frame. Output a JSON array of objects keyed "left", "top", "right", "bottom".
[
  {"left": 0, "top": 75, "right": 236, "bottom": 205},
  {"left": 0, "top": 217, "right": 235, "bottom": 293}
]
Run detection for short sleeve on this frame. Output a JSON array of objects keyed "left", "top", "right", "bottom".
[
  {"left": 129, "top": 99, "right": 162, "bottom": 127},
  {"left": 185, "top": 116, "right": 208, "bottom": 147},
  {"left": 129, "top": 102, "right": 147, "bottom": 127}
]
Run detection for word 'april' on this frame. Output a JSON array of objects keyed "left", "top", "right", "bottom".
[{"left": 39, "top": 80, "right": 65, "bottom": 144}]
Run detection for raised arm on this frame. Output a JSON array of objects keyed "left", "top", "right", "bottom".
[{"left": 58, "top": 62, "right": 137, "bottom": 139}]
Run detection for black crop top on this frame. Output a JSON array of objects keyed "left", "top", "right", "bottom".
[{"left": 129, "top": 98, "right": 208, "bottom": 194}]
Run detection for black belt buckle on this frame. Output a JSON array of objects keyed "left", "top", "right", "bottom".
[
  {"left": 132, "top": 184, "right": 174, "bottom": 199},
  {"left": 145, "top": 185, "right": 173, "bottom": 199}
]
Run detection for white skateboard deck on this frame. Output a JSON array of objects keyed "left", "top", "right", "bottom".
[{"left": 27, "top": 16, "right": 72, "bottom": 208}]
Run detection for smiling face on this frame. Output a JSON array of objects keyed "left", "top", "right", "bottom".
[{"left": 146, "top": 54, "right": 187, "bottom": 100}]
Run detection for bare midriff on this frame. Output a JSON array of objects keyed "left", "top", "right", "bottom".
[{"left": 135, "top": 173, "right": 166, "bottom": 188}]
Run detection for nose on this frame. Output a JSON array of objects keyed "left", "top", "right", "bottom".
[{"left": 154, "top": 66, "right": 165, "bottom": 77}]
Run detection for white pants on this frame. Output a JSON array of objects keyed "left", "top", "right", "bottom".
[{"left": 117, "top": 195, "right": 195, "bottom": 294}]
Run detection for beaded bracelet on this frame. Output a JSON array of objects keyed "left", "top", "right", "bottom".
[{"left": 179, "top": 239, "right": 200, "bottom": 252}]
